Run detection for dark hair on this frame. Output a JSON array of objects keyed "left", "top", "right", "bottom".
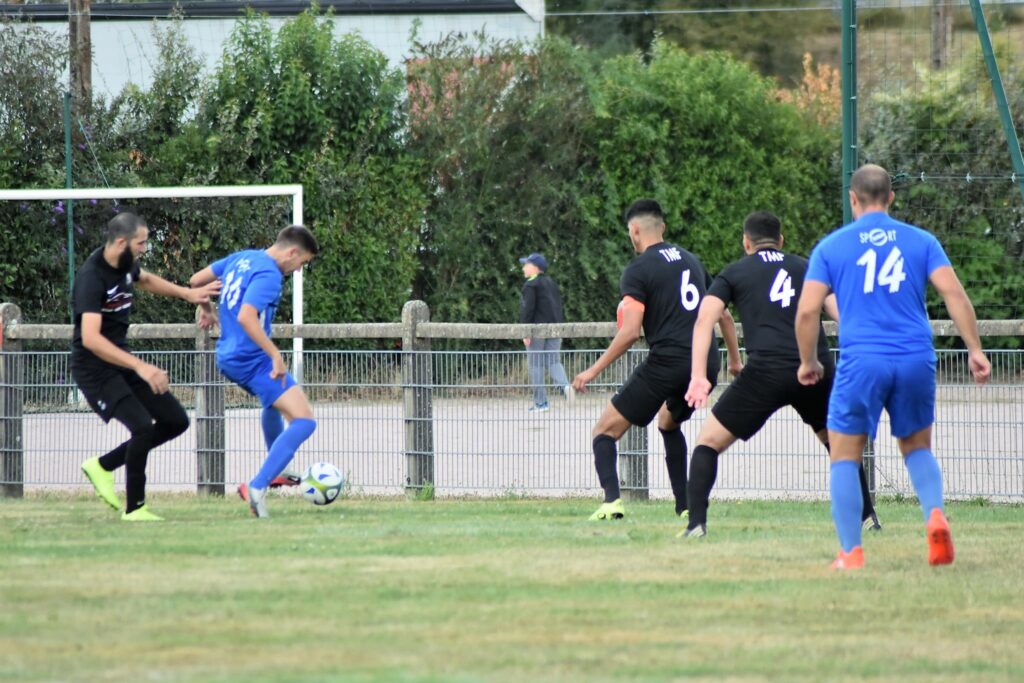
[
  {"left": 275, "top": 225, "right": 319, "bottom": 255},
  {"left": 851, "top": 164, "right": 892, "bottom": 204},
  {"left": 623, "top": 199, "right": 664, "bottom": 226},
  {"left": 105, "top": 211, "right": 146, "bottom": 244},
  {"left": 743, "top": 211, "right": 782, "bottom": 243}
]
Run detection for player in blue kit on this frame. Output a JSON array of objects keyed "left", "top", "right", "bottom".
[
  {"left": 796, "top": 165, "right": 990, "bottom": 569},
  {"left": 190, "top": 226, "right": 320, "bottom": 518}
]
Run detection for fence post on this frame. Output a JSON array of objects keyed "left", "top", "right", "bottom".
[
  {"left": 0, "top": 303, "right": 24, "bottom": 498},
  {"left": 402, "top": 300, "right": 434, "bottom": 496},
  {"left": 619, "top": 347, "right": 649, "bottom": 501},
  {"left": 194, "top": 323, "right": 225, "bottom": 496}
]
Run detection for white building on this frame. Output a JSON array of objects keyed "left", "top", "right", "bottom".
[{"left": 2, "top": 0, "right": 545, "bottom": 99}]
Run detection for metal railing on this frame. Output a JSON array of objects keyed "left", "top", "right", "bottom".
[{"left": 1, "top": 301, "right": 1021, "bottom": 500}]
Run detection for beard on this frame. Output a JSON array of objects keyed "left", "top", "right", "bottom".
[{"left": 116, "top": 245, "right": 135, "bottom": 272}]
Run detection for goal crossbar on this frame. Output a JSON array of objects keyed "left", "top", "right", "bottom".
[{"left": 0, "top": 184, "right": 308, "bottom": 379}]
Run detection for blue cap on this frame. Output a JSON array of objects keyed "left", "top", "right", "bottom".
[{"left": 518, "top": 252, "right": 548, "bottom": 271}]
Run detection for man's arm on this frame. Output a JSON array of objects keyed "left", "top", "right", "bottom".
[
  {"left": 717, "top": 307, "right": 742, "bottom": 377},
  {"left": 138, "top": 269, "right": 221, "bottom": 305},
  {"left": 795, "top": 280, "right": 830, "bottom": 385},
  {"left": 572, "top": 300, "right": 642, "bottom": 391},
  {"left": 237, "top": 303, "right": 288, "bottom": 384},
  {"left": 80, "top": 313, "right": 169, "bottom": 394},
  {"left": 929, "top": 265, "right": 991, "bottom": 384},
  {"left": 187, "top": 266, "right": 221, "bottom": 329},
  {"left": 520, "top": 282, "right": 537, "bottom": 346},
  {"left": 823, "top": 293, "right": 840, "bottom": 323},
  {"left": 684, "top": 296, "right": 724, "bottom": 408}
]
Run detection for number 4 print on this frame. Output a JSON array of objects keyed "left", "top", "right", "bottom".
[
  {"left": 856, "top": 247, "right": 906, "bottom": 294},
  {"left": 769, "top": 268, "right": 795, "bottom": 308}
]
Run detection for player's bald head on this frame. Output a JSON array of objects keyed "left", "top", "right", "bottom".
[{"left": 851, "top": 164, "right": 892, "bottom": 205}]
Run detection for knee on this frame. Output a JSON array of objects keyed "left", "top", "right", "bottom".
[
  {"left": 162, "top": 409, "right": 190, "bottom": 439},
  {"left": 131, "top": 420, "right": 157, "bottom": 444}
]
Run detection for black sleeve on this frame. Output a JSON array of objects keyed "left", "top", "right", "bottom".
[
  {"left": 707, "top": 268, "right": 734, "bottom": 306},
  {"left": 619, "top": 262, "right": 647, "bottom": 304},
  {"left": 520, "top": 281, "right": 537, "bottom": 323},
  {"left": 73, "top": 270, "right": 105, "bottom": 316},
  {"left": 130, "top": 261, "right": 141, "bottom": 282}
]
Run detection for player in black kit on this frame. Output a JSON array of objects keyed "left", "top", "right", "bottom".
[
  {"left": 74, "top": 211, "right": 220, "bottom": 521},
  {"left": 682, "top": 211, "right": 881, "bottom": 537},
  {"left": 572, "top": 199, "right": 742, "bottom": 521}
]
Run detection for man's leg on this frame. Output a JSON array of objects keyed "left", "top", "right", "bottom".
[
  {"left": 544, "top": 339, "right": 571, "bottom": 396},
  {"left": 685, "top": 413, "right": 738, "bottom": 534},
  {"left": 655, "top": 405, "right": 696, "bottom": 517},
  {"left": 248, "top": 386, "right": 317, "bottom": 518},
  {"left": 589, "top": 403, "right": 632, "bottom": 519},
  {"left": 828, "top": 431, "right": 867, "bottom": 558},
  {"left": 898, "top": 425, "right": 954, "bottom": 565},
  {"left": 106, "top": 399, "right": 159, "bottom": 516},
  {"left": 817, "top": 429, "right": 880, "bottom": 529},
  {"left": 527, "top": 339, "right": 547, "bottom": 407}
]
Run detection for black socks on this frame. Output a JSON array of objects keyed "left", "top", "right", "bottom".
[
  {"left": 592, "top": 435, "right": 620, "bottom": 503},
  {"left": 659, "top": 427, "right": 688, "bottom": 515},
  {"left": 687, "top": 445, "right": 720, "bottom": 527}
]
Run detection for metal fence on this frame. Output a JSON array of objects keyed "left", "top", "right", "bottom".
[{"left": 1, "top": 301, "right": 1022, "bottom": 501}]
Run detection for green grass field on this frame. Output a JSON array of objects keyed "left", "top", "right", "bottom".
[{"left": 1, "top": 494, "right": 1022, "bottom": 683}]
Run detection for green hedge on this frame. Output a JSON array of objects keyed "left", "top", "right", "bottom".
[{"left": 3, "top": 10, "right": 1015, "bottom": 332}]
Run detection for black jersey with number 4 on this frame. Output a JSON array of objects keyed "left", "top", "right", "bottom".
[
  {"left": 707, "top": 248, "right": 830, "bottom": 367},
  {"left": 620, "top": 241, "right": 714, "bottom": 356},
  {"left": 71, "top": 247, "right": 141, "bottom": 373}
]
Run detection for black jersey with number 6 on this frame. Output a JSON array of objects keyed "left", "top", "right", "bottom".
[
  {"left": 620, "top": 241, "right": 714, "bottom": 357},
  {"left": 707, "top": 248, "right": 830, "bottom": 368}
]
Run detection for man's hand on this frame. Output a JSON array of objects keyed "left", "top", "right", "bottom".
[
  {"left": 197, "top": 307, "right": 219, "bottom": 331},
  {"left": 136, "top": 362, "right": 170, "bottom": 395},
  {"left": 969, "top": 349, "right": 991, "bottom": 385},
  {"left": 685, "top": 376, "right": 712, "bottom": 409},
  {"left": 728, "top": 358, "right": 744, "bottom": 378},
  {"left": 797, "top": 359, "right": 825, "bottom": 386},
  {"left": 572, "top": 367, "right": 598, "bottom": 392},
  {"left": 270, "top": 352, "right": 288, "bottom": 387},
  {"left": 185, "top": 279, "right": 222, "bottom": 305}
]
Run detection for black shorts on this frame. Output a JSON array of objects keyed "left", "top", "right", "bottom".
[
  {"left": 612, "top": 351, "right": 720, "bottom": 427},
  {"left": 72, "top": 365, "right": 164, "bottom": 423},
  {"left": 711, "top": 361, "right": 834, "bottom": 441}
]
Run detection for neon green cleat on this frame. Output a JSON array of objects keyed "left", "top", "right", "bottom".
[
  {"left": 589, "top": 499, "right": 625, "bottom": 521},
  {"left": 121, "top": 505, "right": 164, "bottom": 522},
  {"left": 81, "top": 457, "right": 121, "bottom": 510}
]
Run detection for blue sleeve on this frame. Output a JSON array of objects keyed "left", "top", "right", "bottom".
[
  {"left": 925, "top": 234, "right": 952, "bottom": 276},
  {"left": 211, "top": 256, "right": 230, "bottom": 277},
  {"left": 241, "top": 271, "right": 280, "bottom": 311},
  {"left": 805, "top": 242, "right": 832, "bottom": 287}
]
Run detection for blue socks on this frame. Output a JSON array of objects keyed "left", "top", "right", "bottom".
[
  {"left": 905, "top": 448, "right": 944, "bottom": 521},
  {"left": 830, "top": 460, "right": 864, "bottom": 552},
  {"left": 261, "top": 406, "right": 285, "bottom": 451},
  {"left": 251, "top": 418, "right": 317, "bottom": 490}
]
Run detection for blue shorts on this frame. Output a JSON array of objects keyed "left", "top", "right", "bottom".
[
  {"left": 827, "top": 354, "right": 936, "bottom": 439},
  {"left": 219, "top": 356, "right": 297, "bottom": 408}
]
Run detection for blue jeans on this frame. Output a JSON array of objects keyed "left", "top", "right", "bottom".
[{"left": 528, "top": 337, "right": 569, "bottom": 405}]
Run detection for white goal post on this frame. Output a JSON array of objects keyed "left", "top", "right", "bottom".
[{"left": 0, "top": 184, "right": 308, "bottom": 379}]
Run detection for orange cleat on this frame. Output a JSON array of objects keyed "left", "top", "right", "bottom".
[
  {"left": 926, "top": 508, "right": 955, "bottom": 566},
  {"left": 830, "top": 546, "right": 865, "bottom": 570},
  {"left": 236, "top": 482, "right": 250, "bottom": 503}
]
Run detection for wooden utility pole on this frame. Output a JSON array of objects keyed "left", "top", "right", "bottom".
[
  {"left": 931, "top": 0, "right": 953, "bottom": 70},
  {"left": 69, "top": 0, "right": 92, "bottom": 105}
]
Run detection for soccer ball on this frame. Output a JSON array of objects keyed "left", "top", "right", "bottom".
[{"left": 300, "top": 462, "right": 344, "bottom": 506}]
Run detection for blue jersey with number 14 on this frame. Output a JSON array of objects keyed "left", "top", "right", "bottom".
[
  {"left": 806, "top": 211, "right": 951, "bottom": 359},
  {"left": 211, "top": 249, "right": 283, "bottom": 374}
]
